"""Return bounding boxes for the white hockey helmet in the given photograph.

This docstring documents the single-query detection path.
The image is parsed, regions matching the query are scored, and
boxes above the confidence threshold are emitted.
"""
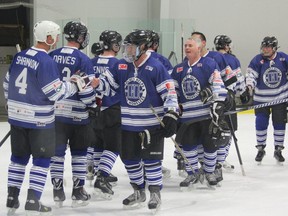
[33,20,60,45]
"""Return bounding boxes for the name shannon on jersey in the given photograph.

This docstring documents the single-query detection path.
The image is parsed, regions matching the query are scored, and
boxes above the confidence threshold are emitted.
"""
[15,56,39,70]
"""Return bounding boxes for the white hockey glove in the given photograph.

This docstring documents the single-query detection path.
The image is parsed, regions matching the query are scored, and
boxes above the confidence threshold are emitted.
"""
[70,71,90,92]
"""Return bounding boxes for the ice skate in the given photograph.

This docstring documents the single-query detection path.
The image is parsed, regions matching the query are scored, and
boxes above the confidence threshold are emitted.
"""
[179,173,199,191]
[25,189,52,216]
[106,173,118,186]
[6,187,20,216]
[52,178,65,208]
[274,147,285,165]
[123,183,146,209]
[94,175,114,200]
[255,149,266,165]
[148,186,161,214]
[222,161,235,172]
[162,166,171,179]
[214,163,223,187]
[202,173,217,190]
[71,186,91,207]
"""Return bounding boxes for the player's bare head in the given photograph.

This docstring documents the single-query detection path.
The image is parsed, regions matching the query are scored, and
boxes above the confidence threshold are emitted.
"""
[33,20,60,48]
[64,21,89,50]
[260,36,278,58]
[185,37,201,60]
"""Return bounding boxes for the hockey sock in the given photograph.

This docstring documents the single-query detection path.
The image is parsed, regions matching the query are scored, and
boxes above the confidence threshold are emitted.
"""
[143,160,162,188]
[98,150,118,177]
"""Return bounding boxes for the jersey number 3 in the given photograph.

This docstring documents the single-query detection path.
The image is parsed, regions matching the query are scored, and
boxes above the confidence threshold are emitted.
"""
[15,68,28,94]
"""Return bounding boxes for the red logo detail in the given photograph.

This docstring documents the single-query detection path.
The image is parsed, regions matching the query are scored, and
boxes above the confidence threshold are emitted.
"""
[176,67,183,73]
[118,64,128,70]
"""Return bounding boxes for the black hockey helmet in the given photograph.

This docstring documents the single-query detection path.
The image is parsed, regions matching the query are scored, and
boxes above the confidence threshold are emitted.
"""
[99,30,122,52]
[122,29,152,62]
[123,29,151,48]
[146,30,160,46]
[91,42,104,56]
[214,35,232,51]
[63,21,89,50]
[261,36,278,50]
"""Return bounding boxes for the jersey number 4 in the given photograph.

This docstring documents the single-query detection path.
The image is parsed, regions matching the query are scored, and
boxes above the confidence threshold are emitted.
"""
[15,68,28,94]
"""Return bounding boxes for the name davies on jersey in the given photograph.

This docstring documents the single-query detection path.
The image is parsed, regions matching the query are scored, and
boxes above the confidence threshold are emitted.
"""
[16,56,39,70]
[53,55,76,65]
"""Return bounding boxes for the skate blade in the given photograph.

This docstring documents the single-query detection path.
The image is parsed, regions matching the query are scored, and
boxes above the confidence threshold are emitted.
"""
[256,161,262,165]
[123,202,145,210]
[276,161,284,166]
[93,189,113,200]
[180,185,194,192]
[149,205,161,215]
[216,182,222,187]
[194,181,216,190]
[54,201,64,208]
[71,200,89,208]
[7,207,17,216]
[25,210,53,216]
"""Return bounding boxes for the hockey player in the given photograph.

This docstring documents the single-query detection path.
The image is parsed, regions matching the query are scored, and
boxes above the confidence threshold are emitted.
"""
[91,41,104,56]
[89,30,122,199]
[91,29,179,212]
[171,37,228,188]
[190,32,235,183]
[213,35,246,177]
[241,36,288,164]
[49,21,96,207]
[3,20,85,215]
[145,29,174,179]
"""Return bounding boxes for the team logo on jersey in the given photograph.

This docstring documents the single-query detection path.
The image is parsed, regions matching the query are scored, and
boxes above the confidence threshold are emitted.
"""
[118,64,128,70]
[145,65,153,71]
[263,67,282,88]
[181,74,200,100]
[177,67,183,73]
[124,77,147,106]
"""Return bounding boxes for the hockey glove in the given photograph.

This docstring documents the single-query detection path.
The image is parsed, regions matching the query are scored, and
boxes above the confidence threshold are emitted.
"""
[162,110,179,138]
[200,87,213,104]
[210,102,225,126]
[240,86,252,104]
[209,120,231,148]
[70,71,91,92]
[178,103,183,117]
[224,89,235,111]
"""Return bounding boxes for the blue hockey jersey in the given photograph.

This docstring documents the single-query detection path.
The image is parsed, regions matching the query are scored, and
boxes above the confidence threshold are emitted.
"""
[171,56,227,123]
[91,55,120,110]
[246,52,288,104]
[49,46,96,124]
[108,54,177,132]
[3,46,77,129]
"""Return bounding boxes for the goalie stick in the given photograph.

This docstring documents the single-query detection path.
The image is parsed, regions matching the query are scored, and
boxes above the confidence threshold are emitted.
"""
[175,97,288,143]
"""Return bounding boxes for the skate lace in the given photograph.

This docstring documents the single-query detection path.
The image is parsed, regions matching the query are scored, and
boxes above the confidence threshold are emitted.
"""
[149,192,161,205]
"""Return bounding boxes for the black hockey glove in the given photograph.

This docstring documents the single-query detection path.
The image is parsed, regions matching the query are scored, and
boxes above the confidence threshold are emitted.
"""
[224,89,235,111]
[162,110,179,138]
[240,86,252,104]
[87,106,101,118]
[209,120,231,148]
[210,102,225,126]
[200,87,213,104]
[70,71,91,92]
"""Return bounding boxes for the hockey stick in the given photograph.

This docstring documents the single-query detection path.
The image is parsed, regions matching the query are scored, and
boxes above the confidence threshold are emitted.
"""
[227,114,245,176]
[0,130,11,148]
[168,51,178,65]
[181,23,184,61]
[149,105,198,176]
[175,97,288,143]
